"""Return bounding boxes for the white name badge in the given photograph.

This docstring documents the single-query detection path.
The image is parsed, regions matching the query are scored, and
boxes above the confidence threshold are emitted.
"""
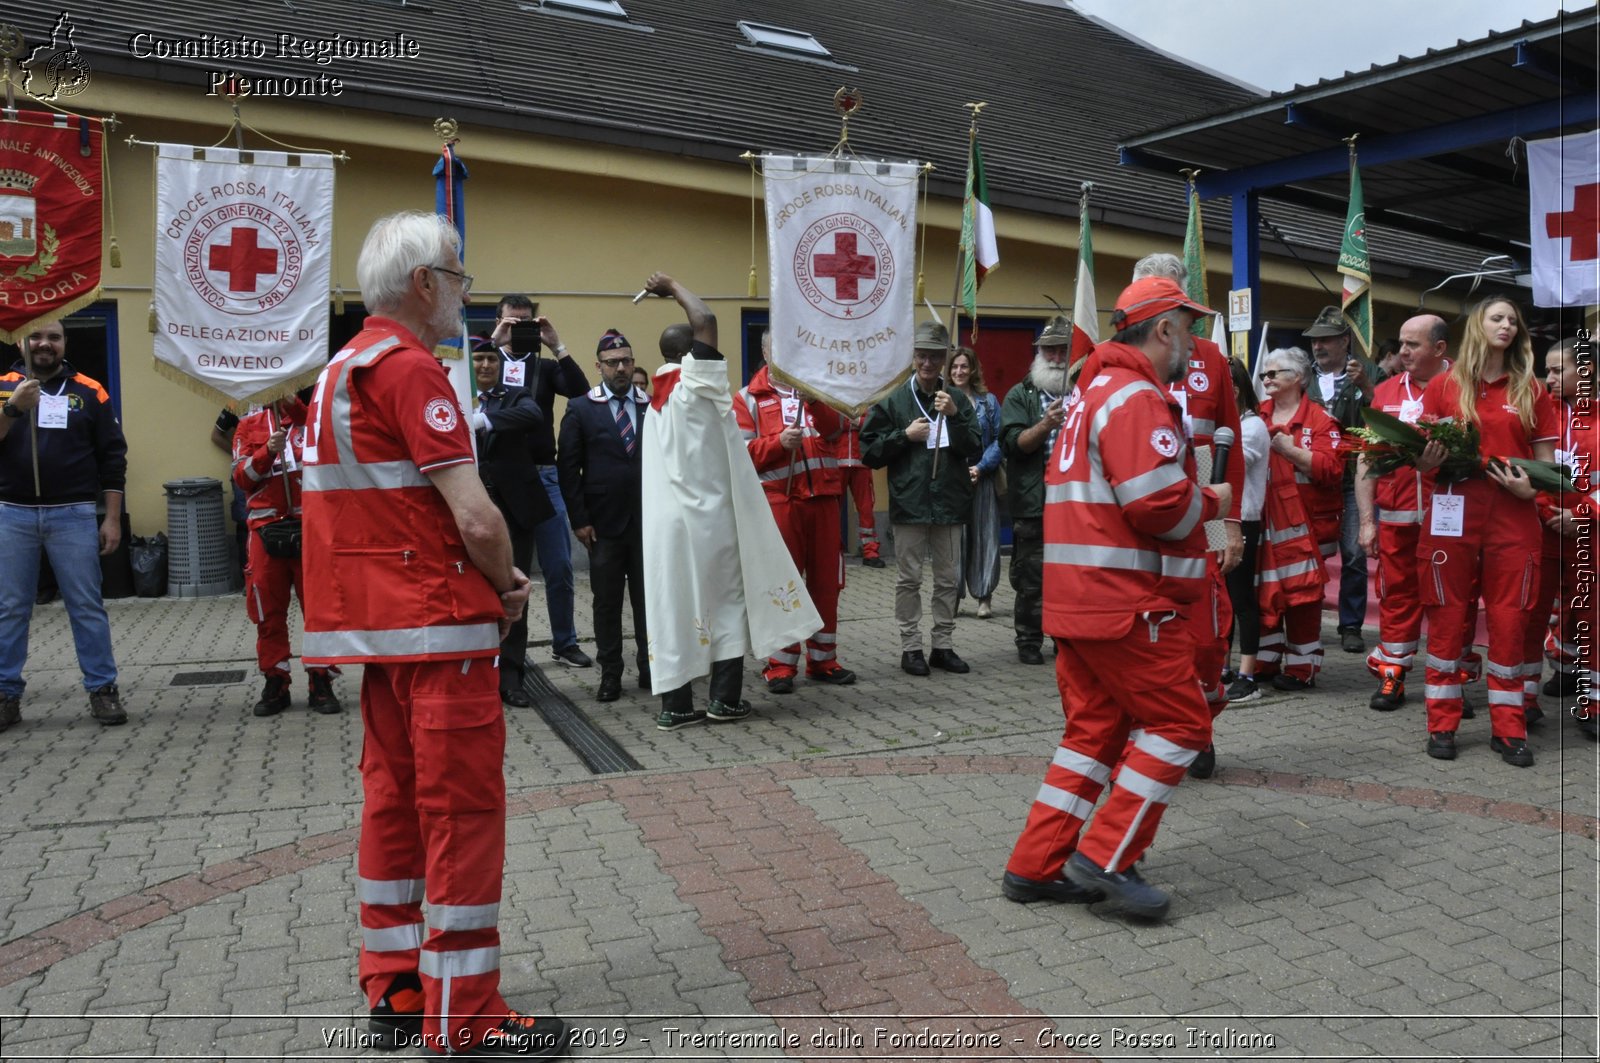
[780,396,801,426]
[501,359,527,388]
[37,393,69,429]
[1430,493,1465,537]
[1399,399,1423,424]
[925,417,949,449]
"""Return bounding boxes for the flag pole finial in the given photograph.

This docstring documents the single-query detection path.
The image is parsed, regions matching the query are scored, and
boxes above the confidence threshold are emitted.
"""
[1180,167,1202,187]
[831,87,862,153]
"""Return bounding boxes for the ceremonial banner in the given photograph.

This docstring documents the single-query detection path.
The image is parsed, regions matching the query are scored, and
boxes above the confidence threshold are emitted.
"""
[959,137,998,321]
[153,145,334,405]
[1529,129,1600,308]
[1337,154,1372,358]
[0,111,105,343]
[764,154,920,415]
[1070,187,1098,359]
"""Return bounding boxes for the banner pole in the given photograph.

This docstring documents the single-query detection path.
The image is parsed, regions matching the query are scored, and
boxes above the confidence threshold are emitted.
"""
[23,340,39,495]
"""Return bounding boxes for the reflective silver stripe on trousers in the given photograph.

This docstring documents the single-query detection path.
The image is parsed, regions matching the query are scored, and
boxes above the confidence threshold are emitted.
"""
[418,945,500,980]
[429,902,499,932]
[1042,542,1205,581]
[359,876,426,905]
[1115,766,1179,803]
[811,632,837,645]
[1034,782,1096,822]
[363,922,425,952]
[1378,509,1424,525]
[303,623,500,659]
[1051,746,1112,785]
[1130,730,1195,768]
[1425,684,1462,699]
[770,649,800,665]
[303,460,433,492]
[1486,689,1523,707]
[1425,654,1457,672]
[1485,659,1522,680]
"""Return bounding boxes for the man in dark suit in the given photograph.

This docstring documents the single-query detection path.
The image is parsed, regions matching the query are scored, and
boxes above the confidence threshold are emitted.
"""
[472,344,556,706]
[557,330,650,702]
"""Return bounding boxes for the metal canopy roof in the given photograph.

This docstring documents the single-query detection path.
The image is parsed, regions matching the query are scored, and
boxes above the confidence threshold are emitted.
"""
[1119,8,1600,264]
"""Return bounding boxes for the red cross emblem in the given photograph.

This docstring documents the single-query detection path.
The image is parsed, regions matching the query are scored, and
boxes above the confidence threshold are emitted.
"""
[1545,181,1600,262]
[208,226,281,292]
[793,214,895,321]
[812,232,877,301]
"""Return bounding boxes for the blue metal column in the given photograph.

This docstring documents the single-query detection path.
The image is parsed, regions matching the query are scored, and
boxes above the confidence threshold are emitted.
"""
[1231,190,1260,368]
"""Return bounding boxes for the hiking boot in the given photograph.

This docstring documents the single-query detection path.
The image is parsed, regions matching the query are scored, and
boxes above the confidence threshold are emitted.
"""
[807,665,856,686]
[1544,671,1579,698]
[1338,626,1365,654]
[420,1011,568,1058]
[1017,645,1045,666]
[656,705,706,731]
[1490,735,1534,767]
[0,692,19,732]
[1369,668,1405,712]
[928,648,970,674]
[89,684,127,726]
[1225,675,1260,703]
[550,645,593,669]
[1187,743,1217,779]
[308,672,342,715]
[1000,871,1103,904]
[1064,851,1171,920]
[368,971,423,1050]
[1426,730,1457,760]
[253,675,292,718]
[765,674,795,695]
[706,699,752,723]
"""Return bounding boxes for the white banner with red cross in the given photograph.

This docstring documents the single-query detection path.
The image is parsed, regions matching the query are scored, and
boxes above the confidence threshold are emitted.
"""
[1529,129,1600,309]
[764,155,920,415]
[153,145,334,405]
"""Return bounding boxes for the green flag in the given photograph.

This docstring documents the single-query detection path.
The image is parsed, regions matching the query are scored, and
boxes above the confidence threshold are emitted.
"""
[1183,184,1208,337]
[1338,155,1372,357]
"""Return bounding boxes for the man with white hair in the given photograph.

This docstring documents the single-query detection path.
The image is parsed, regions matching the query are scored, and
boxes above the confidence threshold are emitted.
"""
[999,314,1076,665]
[300,211,566,1058]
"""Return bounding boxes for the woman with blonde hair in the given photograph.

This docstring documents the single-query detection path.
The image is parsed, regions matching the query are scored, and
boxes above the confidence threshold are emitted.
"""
[1416,296,1559,767]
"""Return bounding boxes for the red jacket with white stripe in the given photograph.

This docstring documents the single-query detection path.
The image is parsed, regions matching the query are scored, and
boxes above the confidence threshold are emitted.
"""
[300,319,502,665]
[1167,335,1244,521]
[1369,370,1442,524]
[1261,394,1344,547]
[1042,341,1221,640]
[231,401,308,530]
[736,366,846,501]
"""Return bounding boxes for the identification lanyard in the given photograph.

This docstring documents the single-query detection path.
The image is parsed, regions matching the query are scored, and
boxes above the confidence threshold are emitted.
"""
[36,377,71,430]
[776,383,806,428]
[501,355,528,388]
[1397,374,1423,423]
[910,380,948,449]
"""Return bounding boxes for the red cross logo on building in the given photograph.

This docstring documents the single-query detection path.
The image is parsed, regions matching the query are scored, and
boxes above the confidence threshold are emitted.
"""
[1545,181,1600,262]
[208,226,280,292]
[812,232,877,302]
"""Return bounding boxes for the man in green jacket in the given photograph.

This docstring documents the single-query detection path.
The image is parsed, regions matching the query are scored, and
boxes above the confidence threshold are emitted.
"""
[999,315,1075,667]
[862,321,981,676]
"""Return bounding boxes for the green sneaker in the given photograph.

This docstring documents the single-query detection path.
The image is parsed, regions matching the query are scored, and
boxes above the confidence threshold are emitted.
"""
[656,706,706,731]
[706,698,753,723]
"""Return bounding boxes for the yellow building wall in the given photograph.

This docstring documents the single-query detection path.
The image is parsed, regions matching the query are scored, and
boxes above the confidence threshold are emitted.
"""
[74,76,1432,533]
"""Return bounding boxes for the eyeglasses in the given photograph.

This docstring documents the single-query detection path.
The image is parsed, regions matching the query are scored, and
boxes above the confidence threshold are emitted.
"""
[429,266,474,293]
[1258,369,1289,381]
[600,356,635,368]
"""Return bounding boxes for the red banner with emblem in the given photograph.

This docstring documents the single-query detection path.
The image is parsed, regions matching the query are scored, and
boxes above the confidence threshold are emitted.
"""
[0,111,105,343]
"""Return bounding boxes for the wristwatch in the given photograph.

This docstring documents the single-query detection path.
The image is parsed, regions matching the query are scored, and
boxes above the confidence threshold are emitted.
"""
[2,402,21,419]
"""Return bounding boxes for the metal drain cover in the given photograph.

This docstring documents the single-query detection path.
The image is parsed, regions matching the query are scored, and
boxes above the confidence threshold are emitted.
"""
[169,669,248,686]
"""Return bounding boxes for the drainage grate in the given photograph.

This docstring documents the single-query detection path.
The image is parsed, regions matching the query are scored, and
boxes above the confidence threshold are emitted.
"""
[170,669,248,686]
[520,659,642,774]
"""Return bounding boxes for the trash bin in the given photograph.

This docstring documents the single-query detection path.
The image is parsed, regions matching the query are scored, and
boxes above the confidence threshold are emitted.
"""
[164,477,238,597]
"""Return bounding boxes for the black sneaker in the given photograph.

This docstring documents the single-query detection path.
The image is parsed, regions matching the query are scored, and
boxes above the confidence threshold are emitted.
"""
[368,971,423,1051]
[0,692,19,732]
[706,699,753,723]
[1000,871,1103,904]
[1187,744,1216,779]
[1339,626,1365,654]
[421,1011,568,1058]
[1544,671,1579,698]
[1224,675,1260,703]
[807,666,857,686]
[1490,735,1534,767]
[766,674,795,695]
[88,684,128,726]
[862,556,886,569]
[1017,645,1045,666]
[308,672,343,714]
[1426,730,1457,760]
[1270,673,1312,692]
[1064,851,1171,919]
[928,648,970,674]
[253,675,291,718]
[551,645,593,669]
[901,651,930,677]
[656,706,706,731]
[1369,669,1405,712]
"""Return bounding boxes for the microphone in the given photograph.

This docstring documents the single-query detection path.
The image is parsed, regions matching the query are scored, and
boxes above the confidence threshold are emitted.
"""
[1209,425,1235,485]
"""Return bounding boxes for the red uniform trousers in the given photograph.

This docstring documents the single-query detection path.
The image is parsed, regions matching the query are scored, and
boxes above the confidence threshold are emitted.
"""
[1255,601,1325,683]
[1007,615,1211,879]
[1192,560,1231,718]
[357,656,508,1048]
[1420,480,1542,741]
[1524,529,1564,705]
[1545,549,1587,682]
[244,528,331,682]
[842,464,880,559]
[764,494,845,680]
[1369,517,1424,674]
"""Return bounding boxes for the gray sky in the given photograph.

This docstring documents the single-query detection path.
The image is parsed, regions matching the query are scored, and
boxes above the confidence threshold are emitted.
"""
[1071,0,1574,93]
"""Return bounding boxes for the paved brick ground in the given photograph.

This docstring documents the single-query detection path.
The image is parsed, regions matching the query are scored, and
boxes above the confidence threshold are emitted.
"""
[0,557,1595,1061]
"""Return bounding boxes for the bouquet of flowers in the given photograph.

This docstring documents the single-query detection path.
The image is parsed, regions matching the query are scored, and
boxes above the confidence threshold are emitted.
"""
[1349,407,1574,492]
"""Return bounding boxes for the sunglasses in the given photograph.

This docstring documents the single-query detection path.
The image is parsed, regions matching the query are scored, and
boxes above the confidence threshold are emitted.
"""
[1258,369,1290,381]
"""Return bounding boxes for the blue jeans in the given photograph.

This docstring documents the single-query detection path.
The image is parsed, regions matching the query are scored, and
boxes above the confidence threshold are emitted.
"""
[1338,482,1368,630]
[534,465,578,652]
[0,502,119,695]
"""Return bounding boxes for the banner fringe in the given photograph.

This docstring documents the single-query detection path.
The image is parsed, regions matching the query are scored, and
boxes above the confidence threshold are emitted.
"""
[767,360,914,420]
[151,358,324,412]
[0,288,106,346]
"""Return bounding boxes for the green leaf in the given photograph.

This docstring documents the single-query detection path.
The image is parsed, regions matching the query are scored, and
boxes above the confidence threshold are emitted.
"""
[1360,406,1427,447]
[1506,458,1576,494]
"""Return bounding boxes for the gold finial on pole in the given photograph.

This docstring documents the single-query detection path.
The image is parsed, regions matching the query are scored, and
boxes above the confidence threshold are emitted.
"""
[831,87,862,152]
[1180,167,1202,187]
[963,101,987,130]
[1343,132,1359,158]
[434,117,460,144]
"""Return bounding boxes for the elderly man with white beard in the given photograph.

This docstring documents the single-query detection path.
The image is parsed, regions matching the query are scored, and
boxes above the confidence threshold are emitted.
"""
[999,315,1078,666]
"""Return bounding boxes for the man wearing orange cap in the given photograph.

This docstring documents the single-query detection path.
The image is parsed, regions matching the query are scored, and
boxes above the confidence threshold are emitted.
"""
[1003,276,1230,921]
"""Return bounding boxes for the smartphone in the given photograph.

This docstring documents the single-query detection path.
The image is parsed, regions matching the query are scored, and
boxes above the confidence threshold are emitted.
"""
[509,320,543,355]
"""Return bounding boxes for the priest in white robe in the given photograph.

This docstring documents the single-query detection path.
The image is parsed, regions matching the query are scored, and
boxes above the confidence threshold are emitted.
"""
[639,272,822,731]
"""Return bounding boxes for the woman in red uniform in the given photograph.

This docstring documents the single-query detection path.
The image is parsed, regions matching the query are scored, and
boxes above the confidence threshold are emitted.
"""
[1255,347,1342,690]
[1417,297,1559,767]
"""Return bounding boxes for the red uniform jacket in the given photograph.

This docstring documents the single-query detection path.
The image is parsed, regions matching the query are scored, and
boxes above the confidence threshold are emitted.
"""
[1261,394,1344,548]
[736,366,846,501]
[231,401,308,529]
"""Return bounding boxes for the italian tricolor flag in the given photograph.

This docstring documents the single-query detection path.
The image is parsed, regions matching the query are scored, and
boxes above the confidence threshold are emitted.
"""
[959,138,998,319]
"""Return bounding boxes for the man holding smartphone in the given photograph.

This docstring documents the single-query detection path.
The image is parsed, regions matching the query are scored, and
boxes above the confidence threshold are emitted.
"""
[491,295,594,671]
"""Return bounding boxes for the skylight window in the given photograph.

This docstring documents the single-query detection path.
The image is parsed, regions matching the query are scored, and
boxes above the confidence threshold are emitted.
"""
[738,20,830,57]
[542,0,628,18]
